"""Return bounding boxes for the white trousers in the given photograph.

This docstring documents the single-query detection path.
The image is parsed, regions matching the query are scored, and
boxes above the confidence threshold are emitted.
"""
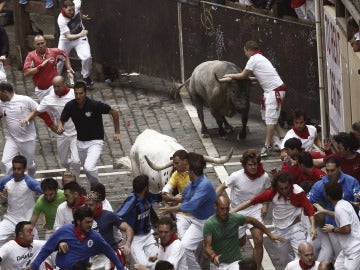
[273,222,306,264]
[335,250,360,270]
[131,231,158,268]
[77,140,103,184]
[176,213,192,239]
[58,37,92,78]
[309,228,333,261]
[57,135,81,180]
[182,216,206,270]
[35,85,53,102]
[0,217,15,246]
[210,260,240,270]
[1,136,36,177]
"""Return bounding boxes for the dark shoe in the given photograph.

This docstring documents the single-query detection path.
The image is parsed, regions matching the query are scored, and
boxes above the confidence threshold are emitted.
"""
[84,77,94,88]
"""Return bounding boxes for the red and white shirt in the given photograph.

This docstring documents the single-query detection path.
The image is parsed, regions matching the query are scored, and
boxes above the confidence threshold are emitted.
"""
[250,184,314,229]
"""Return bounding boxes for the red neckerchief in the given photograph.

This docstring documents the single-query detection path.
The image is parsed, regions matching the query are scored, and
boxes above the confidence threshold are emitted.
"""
[161,233,178,252]
[61,8,73,18]
[245,163,265,180]
[74,225,90,242]
[277,185,294,201]
[253,50,262,55]
[58,87,70,97]
[292,125,310,139]
[14,237,32,248]
[299,259,315,270]
[70,194,85,213]
[94,204,103,218]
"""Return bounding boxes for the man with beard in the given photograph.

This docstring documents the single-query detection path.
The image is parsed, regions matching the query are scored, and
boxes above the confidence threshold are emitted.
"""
[117,175,162,268]
[27,207,125,270]
[53,181,85,230]
[84,191,133,269]
[30,178,65,239]
[216,149,271,269]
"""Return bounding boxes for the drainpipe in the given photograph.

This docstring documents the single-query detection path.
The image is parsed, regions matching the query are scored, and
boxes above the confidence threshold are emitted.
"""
[315,0,328,140]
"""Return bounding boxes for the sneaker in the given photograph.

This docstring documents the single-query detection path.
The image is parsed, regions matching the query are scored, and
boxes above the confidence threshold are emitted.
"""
[45,0,53,8]
[260,145,272,157]
[19,0,28,4]
[83,77,94,88]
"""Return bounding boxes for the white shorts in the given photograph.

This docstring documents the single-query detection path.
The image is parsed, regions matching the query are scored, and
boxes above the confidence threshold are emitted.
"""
[261,91,285,125]
[210,260,240,270]
[237,209,263,238]
[335,250,360,270]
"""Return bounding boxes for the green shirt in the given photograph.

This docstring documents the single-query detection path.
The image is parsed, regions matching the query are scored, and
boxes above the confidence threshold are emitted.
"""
[203,213,246,264]
[33,189,65,230]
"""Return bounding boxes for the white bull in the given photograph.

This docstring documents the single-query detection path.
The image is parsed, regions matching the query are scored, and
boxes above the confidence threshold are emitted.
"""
[117,129,232,192]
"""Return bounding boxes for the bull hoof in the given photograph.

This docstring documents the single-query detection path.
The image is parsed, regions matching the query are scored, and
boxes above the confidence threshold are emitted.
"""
[202,133,210,138]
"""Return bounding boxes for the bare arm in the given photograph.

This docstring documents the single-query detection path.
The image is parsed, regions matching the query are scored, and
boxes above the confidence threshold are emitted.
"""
[216,183,227,196]
[64,30,88,41]
[20,110,40,126]
[230,200,252,213]
[109,108,120,141]
[119,221,134,254]
[323,224,351,234]
[223,69,251,80]
[204,235,220,267]
[23,58,56,77]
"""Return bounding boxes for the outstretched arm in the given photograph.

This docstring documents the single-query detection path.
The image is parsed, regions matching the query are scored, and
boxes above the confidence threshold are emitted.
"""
[223,69,251,80]
[109,108,120,141]
[230,200,252,213]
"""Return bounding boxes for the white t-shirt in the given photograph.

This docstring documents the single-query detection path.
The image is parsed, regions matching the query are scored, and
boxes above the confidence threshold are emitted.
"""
[226,169,271,215]
[0,94,38,142]
[37,89,76,137]
[245,53,284,93]
[3,177,37,224]
[285,259,320,270]
[280,125,317,151]
[156,239,187,270]
[335,199,360,256]
[57,0,82,41]
[0,239,45,270]
[53,201,73,230]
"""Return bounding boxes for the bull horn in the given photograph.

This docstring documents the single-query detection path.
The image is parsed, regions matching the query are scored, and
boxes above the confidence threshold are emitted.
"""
[214,73,233,83]
[145,155,173,171]
[204,148,233,164]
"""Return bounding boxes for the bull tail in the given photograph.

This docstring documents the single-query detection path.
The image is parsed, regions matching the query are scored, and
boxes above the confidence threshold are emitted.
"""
[170,78,190,99]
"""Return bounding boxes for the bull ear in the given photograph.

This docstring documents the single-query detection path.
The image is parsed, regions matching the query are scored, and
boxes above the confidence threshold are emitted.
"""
[145,155,173,171]
[214,73,233,83]
[203,148,233,164]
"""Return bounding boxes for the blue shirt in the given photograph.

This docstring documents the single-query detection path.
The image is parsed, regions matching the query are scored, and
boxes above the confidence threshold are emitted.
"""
[117,192,162,235]
[308,172,360,225]
[31,224,124,270]
[179,175,216,220]
[93,210,124,249]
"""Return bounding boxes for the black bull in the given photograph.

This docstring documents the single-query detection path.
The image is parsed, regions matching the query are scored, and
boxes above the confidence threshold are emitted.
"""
[181,60,251,139]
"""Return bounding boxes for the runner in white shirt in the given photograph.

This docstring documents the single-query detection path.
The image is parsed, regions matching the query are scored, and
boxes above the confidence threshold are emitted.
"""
[57,0,93,87]
[216,149,271,269]
[0,221,52,270]
[21,75,81,179]
[223,40,286,157]
[285,241,320,270]
[53,181,85,230]
[0,82,55,176]
[315,181,360,270]
[280,109,321,159]
[0,155,42,247]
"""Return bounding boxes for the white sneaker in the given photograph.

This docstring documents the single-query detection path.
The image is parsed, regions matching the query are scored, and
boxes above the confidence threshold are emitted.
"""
[260,145,272,157]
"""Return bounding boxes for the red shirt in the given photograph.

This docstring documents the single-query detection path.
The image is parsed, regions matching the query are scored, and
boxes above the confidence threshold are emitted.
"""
[23,48,68,89]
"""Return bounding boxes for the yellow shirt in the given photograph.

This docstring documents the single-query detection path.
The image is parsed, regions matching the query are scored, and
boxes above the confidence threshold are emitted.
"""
[168,171,192,216]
